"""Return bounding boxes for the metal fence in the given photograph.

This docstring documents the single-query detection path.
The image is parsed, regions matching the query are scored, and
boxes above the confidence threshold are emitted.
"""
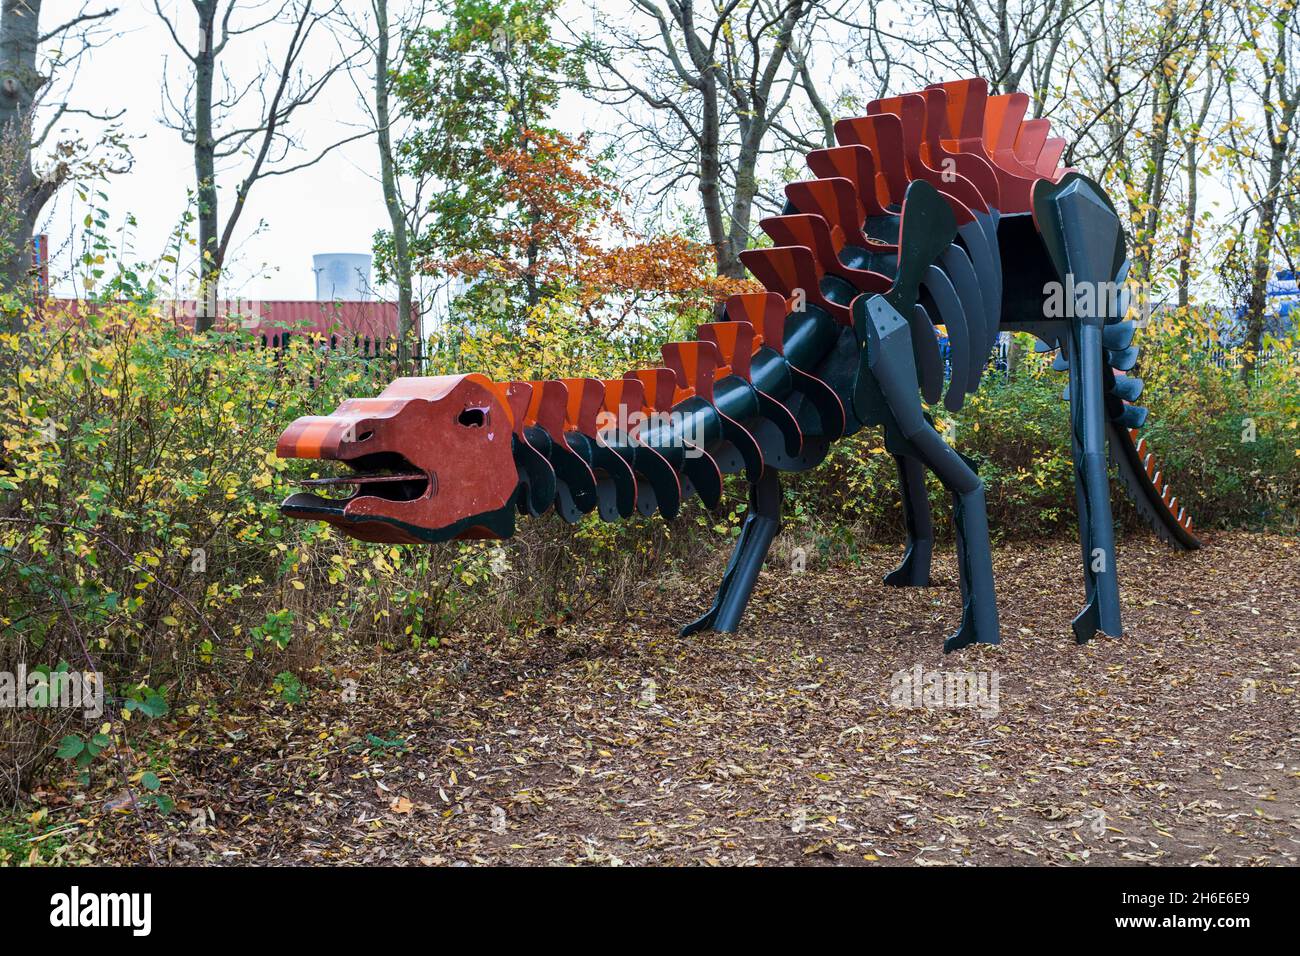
[268,327,1291,391]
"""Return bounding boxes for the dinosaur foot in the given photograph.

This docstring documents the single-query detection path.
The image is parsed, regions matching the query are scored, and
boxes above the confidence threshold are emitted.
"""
[1070,596,1099,644]
[679,606,720,638]
[883,545,933,587]
[943,598,1000,654]
[1070,596,1121,643]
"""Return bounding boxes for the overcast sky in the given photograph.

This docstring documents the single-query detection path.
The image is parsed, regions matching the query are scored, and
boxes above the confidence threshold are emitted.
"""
[41,0,608,301]
[37,0,1240,305]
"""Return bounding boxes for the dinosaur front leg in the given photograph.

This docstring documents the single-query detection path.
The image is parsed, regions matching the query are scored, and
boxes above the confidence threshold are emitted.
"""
[863,296,999,652]
[1066,320,1123,640]
[1034,178,1128,641]
[680,468,782,637]
[883,449,934,587]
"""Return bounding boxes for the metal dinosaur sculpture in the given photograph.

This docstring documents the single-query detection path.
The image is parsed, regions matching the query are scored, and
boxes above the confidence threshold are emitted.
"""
[275,77,1200,651]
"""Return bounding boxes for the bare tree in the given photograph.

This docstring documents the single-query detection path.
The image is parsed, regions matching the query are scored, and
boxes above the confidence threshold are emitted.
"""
[333,0,431,369]
[1174,37,1228,310]
[155,0,362,331]
[579,0,867,279]
[0,0,123,317]
[917,0,1096,112]
[1076,0,1214,287]
[1226,0,1300,381]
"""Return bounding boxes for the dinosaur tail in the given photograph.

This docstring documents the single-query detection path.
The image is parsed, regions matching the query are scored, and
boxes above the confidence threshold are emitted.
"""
[1107,397,1201,550]
[1097,257,1201,552]
[1074,279,1202,554]
[1035,173,1202,556]
[1050,328,1201,550]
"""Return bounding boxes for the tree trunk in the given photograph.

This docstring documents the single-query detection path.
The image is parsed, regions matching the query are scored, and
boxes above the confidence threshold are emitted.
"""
[726,126,762,281]
[1242,143,1287,384]
[0,0,57,325]
[373,0,414,369]
[1177,51,1216,312]
[696,78,735,277]
[193,1,219,332]
[1132,83,1174,289]
[1176,137,1197,312]
[1240,7,1299,384]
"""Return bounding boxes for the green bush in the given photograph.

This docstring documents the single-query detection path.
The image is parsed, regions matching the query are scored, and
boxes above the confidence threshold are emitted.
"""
[1136,322,1299,531]
[0,303,1294,801]
[0,304,728,799]
[787,329,1298,548]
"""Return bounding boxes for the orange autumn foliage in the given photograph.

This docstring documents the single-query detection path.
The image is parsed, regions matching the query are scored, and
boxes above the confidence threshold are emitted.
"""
[424,129,754,323]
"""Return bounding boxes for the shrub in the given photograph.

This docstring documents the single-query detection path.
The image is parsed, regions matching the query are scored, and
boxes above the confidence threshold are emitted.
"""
[0,300,1294,800]
[787,328,1298,551]
[0,302,727,799]
[1136,317,1299,531]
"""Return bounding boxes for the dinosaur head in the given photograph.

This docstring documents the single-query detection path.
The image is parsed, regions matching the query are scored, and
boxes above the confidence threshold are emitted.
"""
[276,374,521,543]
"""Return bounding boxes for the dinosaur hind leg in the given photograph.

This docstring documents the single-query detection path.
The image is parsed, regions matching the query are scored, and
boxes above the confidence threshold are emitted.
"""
[1036,178,1128,640]
[1066,322,1123,640]
[883,449,934,587]
[863,296,999,652]
[680,468,782,636]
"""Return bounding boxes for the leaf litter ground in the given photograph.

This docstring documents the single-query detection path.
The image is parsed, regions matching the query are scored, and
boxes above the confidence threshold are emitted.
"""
[43,531,1300,865]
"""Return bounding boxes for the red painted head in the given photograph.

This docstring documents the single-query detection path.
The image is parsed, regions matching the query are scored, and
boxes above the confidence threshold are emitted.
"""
[275,374,521,543]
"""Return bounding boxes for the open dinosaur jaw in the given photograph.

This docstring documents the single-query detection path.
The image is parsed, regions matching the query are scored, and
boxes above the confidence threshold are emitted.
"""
[279,490,518,544]
[289,451,431,506]
[285,451,427,510]
[280,454,427,544]
[279,453,517,545]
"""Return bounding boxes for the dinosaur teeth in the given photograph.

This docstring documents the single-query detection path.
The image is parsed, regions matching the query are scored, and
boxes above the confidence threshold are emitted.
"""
[296,467,432,506]
[299,472,425,487]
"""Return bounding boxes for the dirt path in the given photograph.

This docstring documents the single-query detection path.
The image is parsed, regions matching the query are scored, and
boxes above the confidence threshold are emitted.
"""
[81,531,1300,865]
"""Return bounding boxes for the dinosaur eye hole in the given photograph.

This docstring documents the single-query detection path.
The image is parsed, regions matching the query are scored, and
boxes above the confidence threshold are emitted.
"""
[356,430,374,442]
[458,407,488,428]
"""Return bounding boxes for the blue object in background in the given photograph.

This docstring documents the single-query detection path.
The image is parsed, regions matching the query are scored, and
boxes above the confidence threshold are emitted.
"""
[1223,269,1299,345]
